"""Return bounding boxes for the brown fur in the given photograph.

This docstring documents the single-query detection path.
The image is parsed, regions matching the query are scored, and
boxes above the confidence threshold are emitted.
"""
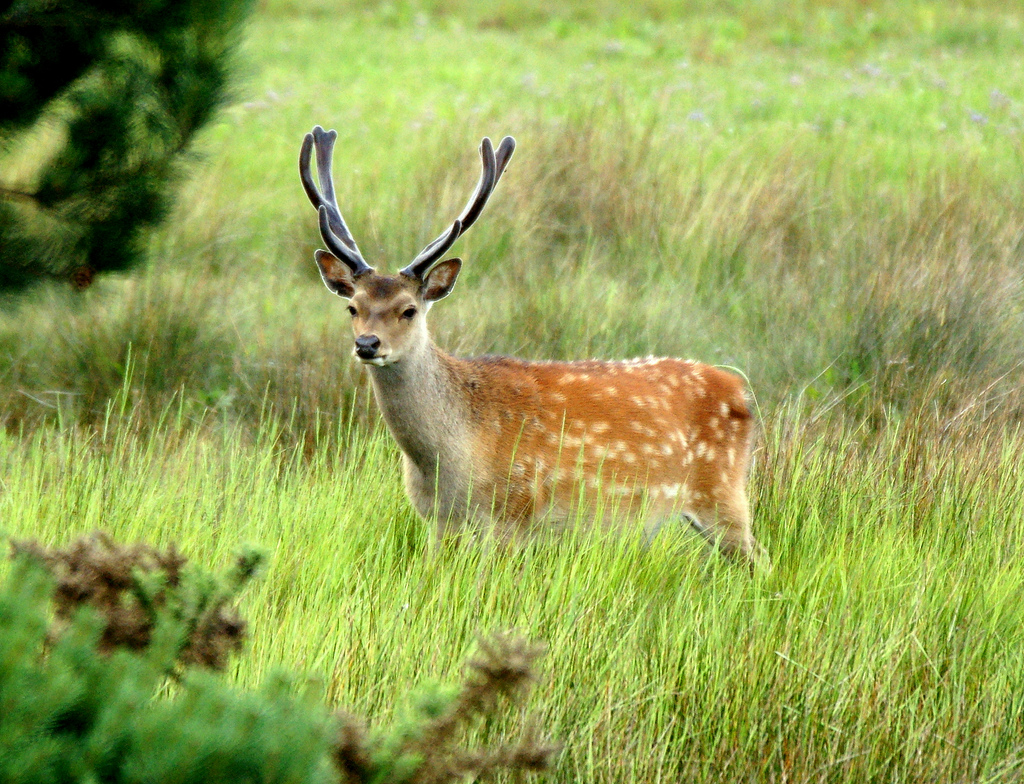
[445,354,760,560]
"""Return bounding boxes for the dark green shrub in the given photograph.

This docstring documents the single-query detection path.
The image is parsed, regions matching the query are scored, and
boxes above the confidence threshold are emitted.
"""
[0,0,255,293]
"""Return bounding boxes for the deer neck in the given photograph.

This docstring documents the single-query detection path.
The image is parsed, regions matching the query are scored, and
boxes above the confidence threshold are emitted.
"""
[365,341,468,473]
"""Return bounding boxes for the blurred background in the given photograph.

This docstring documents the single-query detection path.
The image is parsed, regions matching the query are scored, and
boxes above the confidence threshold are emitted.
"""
[2,0,1021,447]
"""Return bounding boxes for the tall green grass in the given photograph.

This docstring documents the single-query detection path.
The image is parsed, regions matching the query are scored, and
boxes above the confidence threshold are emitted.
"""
[2,403,1022,782]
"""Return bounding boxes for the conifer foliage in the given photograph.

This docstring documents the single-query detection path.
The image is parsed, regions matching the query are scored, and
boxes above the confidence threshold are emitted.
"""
[0,533,558,784]
[0,0,254,293]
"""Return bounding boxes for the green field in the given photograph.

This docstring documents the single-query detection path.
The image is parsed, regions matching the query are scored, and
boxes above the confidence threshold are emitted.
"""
[2,1,1024,781]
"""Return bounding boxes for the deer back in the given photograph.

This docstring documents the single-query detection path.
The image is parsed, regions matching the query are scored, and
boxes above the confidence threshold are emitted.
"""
[442,355,753,533]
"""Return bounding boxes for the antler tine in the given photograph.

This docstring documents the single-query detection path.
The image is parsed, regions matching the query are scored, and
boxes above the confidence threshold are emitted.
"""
[493,135,516,183]
[310,127,360,254]
[399,139,495,278]
[299,126,373,276]
[317,206,372,274]
[400,135,516,280]
[300,128,345,243]
[450,136,497,235]
[455,136,515,235]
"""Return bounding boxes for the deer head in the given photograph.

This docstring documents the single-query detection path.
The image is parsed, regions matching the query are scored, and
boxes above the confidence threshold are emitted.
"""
[299,126,515,366]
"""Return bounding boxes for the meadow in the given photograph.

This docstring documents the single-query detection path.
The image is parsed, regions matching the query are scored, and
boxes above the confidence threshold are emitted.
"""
[2,0,1024,781]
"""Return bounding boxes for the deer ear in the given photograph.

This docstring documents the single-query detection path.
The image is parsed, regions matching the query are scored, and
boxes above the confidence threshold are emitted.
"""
[315,250,356,298]
[422,258,462,302]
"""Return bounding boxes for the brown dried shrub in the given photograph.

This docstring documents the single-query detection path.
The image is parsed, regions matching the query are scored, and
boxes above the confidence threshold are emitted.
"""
[332,633,560,784]
[10,531,259,670]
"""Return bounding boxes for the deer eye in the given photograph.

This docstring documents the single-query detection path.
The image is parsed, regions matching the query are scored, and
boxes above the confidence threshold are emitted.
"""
[401,307,417,320]
[347,305,357,317]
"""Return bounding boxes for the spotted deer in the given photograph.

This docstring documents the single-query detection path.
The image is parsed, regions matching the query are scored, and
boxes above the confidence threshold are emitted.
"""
[299,125,766,568]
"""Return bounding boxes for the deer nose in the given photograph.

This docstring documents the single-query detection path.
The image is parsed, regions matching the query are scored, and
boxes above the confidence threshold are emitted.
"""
[354,335,381,359]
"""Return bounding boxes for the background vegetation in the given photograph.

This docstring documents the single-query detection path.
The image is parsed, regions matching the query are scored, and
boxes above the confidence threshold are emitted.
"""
[0,0,255,292]
[1,0,1022,781]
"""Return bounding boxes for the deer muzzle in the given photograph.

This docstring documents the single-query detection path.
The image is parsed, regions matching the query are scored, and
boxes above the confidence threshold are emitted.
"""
[354,334,382,361]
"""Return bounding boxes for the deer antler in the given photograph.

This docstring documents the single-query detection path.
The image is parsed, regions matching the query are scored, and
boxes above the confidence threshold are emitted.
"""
[400,135,516,280]
[299,126,374,276]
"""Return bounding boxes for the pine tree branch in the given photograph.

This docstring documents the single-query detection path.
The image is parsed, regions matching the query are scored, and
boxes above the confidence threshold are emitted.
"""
[0,186,41,206]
